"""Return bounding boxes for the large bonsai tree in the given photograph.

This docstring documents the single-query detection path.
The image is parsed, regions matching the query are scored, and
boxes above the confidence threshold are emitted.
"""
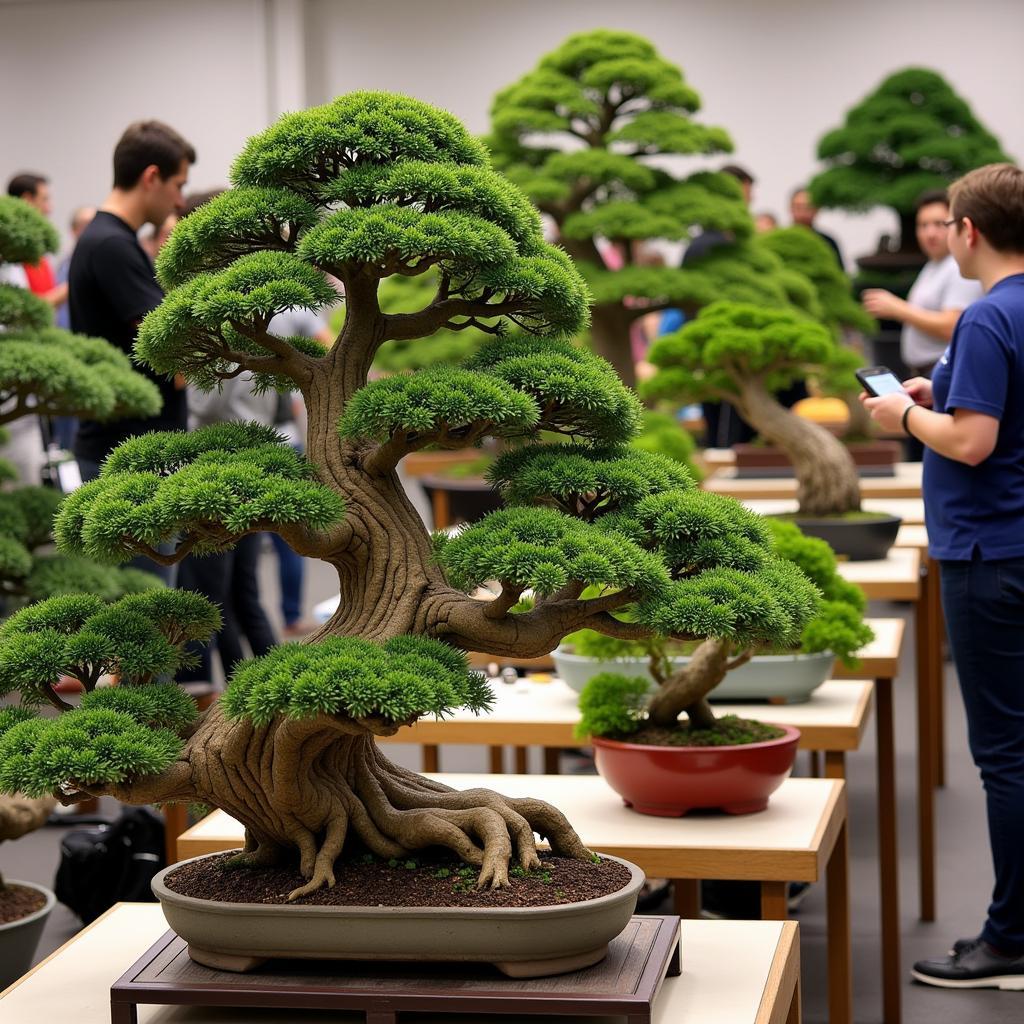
[809,67,1010,254]
[486,30,775,387]
[644,301,864,517]
[574,520,873,737]
[0,94,818,898]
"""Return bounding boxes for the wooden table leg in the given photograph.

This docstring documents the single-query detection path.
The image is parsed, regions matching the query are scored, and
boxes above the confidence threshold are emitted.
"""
[163,803,188,864]
[110,1002,137,1024]
[489,746,504,774]
[672,878,701,918]
[787,979,803,1024]
[826,820,853,1024]
[823,751,846,779]
[761,880,788,919]
[422,745,440,773]
[431,489,450,530]
[514,746,528,774]
[809,750,822,777]
[914,595,937,922]
[924,557,946,788]
[875,677,902,1024]
[543,748,560,774]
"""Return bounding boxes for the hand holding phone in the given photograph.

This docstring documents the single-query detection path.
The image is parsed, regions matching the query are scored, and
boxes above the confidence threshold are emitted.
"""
[855,366,907,398]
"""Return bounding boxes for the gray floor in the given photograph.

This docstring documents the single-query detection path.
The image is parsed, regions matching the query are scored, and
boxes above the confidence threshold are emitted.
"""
[3,548,1021,1022]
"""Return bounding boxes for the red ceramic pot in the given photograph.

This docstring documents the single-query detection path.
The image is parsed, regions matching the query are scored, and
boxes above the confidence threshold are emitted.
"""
[592,725,800,817]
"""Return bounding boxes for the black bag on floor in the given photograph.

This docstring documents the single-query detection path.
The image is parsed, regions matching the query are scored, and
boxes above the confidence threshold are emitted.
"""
[54,806,165,923]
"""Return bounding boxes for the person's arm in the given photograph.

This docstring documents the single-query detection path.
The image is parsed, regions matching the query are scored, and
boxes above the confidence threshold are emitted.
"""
[39,282,69,308]
[861,290,963,342]
[864,394,998,465]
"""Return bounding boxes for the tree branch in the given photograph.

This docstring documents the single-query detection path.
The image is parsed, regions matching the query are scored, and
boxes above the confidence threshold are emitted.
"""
[483,584,524,620]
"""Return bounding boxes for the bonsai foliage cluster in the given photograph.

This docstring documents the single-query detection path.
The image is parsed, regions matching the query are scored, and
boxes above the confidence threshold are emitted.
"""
[485,30,805,388]
[0,93,818,897]
[574,520,873,741]
[809,68,1010,250]
[644,302,868,518]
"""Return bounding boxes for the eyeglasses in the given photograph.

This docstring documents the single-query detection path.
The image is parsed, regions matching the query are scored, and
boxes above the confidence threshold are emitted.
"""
[942,218,961,228]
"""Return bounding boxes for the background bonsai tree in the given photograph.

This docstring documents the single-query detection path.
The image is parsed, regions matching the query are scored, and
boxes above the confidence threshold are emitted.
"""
[644,301,865,518]
[0,93,818,898]
[0,196,164,606]
[573,520,873,737]
[486,29,773,387]
[809,67,1010,255]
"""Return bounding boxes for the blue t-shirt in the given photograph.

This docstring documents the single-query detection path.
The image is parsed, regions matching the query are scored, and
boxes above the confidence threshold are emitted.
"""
[924,273,1024,559]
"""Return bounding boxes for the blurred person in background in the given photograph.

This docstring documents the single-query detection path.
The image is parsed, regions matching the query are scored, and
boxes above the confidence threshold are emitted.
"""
[6,172,67,308]
[790,185,844,267]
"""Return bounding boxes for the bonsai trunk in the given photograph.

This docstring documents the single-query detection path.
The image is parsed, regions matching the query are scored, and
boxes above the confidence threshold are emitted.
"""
[0,794,56,891]
[735,379,862,517]
[88,704,590,900]
[589,302,638,389]
[646,638,731,730]
[843,392,873,438]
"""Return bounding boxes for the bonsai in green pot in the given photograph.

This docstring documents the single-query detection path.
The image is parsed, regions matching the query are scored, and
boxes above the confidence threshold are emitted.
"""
[0,93,819,974]
[809,67,1010,265]
[644,301,902,558]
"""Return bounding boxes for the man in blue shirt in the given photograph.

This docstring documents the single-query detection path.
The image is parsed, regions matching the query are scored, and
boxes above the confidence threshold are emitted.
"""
[864,163,1024,989]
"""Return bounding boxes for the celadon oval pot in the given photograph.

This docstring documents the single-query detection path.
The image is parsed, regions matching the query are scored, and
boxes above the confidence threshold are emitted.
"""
[153,852,644,978]
[553,648,835,704]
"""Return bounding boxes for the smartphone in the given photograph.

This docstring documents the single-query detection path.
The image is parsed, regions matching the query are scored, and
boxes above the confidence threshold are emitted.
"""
[855,366,907,397]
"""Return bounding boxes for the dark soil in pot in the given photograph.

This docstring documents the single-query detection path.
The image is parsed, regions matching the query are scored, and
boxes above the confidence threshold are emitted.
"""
[0,883,46,924]
[165,851,631,909]
[618,717,785,748]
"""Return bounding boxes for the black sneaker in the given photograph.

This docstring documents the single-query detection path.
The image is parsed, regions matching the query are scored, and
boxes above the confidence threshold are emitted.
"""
[913,941,1024,990]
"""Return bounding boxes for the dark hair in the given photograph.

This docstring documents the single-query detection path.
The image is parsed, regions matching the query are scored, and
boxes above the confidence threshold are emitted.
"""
[948,164,1024,254]
[6,172,47,199]
[720,164,755,186]
[113,121,196,190]
[790,185,811,201]
[913,189,949,216]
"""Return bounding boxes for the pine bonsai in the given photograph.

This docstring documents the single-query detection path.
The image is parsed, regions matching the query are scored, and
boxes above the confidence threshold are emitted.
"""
[574,520,872,740]
[486,30,784,388]
[643,301,865,518]
[809,68,1010,253]
[0,93,819,898]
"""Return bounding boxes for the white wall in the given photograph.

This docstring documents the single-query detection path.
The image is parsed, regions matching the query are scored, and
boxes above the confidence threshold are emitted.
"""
[0,0,274,248]
[2,0,1023,265]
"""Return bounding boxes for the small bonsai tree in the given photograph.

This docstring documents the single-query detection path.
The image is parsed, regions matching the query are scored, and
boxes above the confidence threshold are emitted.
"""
[809,67,1010,254]
[573,520,872,738]
[644,301,868,518]
[0,93,819,898]
[486,30,770,387]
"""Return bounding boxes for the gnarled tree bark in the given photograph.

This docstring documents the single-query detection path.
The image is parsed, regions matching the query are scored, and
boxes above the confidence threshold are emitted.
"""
[646,637,732,729]
[734,378,861,518]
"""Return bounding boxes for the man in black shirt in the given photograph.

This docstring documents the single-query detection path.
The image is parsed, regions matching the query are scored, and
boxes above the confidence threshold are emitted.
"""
[69,120,195,479]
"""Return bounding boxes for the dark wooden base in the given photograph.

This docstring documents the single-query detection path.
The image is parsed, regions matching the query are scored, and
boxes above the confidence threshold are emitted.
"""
[110,915,681,1024]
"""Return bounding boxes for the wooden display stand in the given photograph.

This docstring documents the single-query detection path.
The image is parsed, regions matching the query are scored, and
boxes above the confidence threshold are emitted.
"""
[108,916,681,1024]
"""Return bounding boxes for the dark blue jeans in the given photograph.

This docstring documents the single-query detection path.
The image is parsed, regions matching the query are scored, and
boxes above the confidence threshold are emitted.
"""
[940,556,1024,954]
[269,531,303,626]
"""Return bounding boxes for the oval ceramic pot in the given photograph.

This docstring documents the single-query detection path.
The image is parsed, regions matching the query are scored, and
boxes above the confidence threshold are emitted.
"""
[0,880,56,989]
[153,853,644,979]
[553,648,834,704]
[785,513,902,561]
[592,725,801,817]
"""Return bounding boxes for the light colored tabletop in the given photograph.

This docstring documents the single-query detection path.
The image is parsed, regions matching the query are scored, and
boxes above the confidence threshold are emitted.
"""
[0,903,799,1024]
[741,497,925,524]
[378,679,872,753]
[705,461,922,499]
[832,617,905,679]
[896,523,929,550]
[179,776,845,882]
[836,546,921,600]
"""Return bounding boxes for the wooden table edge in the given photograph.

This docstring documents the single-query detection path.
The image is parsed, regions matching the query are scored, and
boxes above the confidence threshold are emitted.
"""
[756,920,801,1024]
[810,780,847,877]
